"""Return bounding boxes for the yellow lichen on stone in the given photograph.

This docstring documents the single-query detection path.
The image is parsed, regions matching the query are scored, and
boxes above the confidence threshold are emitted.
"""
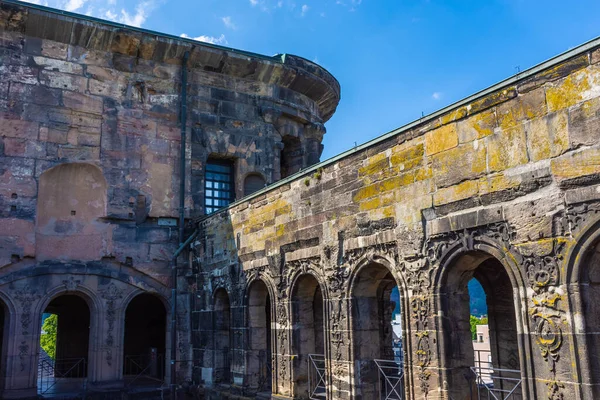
[359,153,389,177]
[425,123,459,156]
[487,125,529,173]
[527,111,569,162]
[478,173,520,196]
[433,179,479,206]
[354,174,414,202]
[546,70,591,112]
[551,147,600,182]
[440,107,468,125]
[390,143,424,171]
[457,109,497,143]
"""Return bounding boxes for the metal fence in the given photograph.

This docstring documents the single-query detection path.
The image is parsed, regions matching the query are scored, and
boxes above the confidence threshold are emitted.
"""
[308,354,326,399]
[124,353,165,387]
[38,357,87,395]
[471,350,522,400]
[374,359,405,400]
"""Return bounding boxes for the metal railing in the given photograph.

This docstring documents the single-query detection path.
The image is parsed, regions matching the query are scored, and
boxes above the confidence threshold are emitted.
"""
[471,350,522,400]
[124,354,165,387]
[308,354,326,399]
[374,359,405,400]
[38,357,87,394]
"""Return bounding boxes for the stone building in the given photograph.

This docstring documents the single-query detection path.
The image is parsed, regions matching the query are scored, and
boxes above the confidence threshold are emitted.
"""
[0,0,337,398]
[2,1,600,400]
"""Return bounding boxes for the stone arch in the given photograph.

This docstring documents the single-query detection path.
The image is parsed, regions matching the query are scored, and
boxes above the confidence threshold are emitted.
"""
[34,285,101,390]
[347,254,409,400]
[122,292,168,382]
[36,163,109,261]
[243,173,266,197]
[289,271,327,399]
[213,288,232,384]
[0,291,16,394]
[244,277,275,393]
[564,217,600,398]
[432,240,529,400]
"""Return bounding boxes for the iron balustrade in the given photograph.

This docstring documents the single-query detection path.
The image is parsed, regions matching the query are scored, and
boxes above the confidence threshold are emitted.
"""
[37,357,87,395]
[471,350,522,400]
[124,353,165,387]
[374,359,405,400]
[308,354,326,399]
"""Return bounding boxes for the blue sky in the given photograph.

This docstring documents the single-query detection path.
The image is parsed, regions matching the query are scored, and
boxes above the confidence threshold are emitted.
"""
[22,0,600,160]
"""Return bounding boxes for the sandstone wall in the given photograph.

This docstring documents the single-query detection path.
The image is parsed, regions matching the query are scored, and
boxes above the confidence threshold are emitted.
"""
[195,40,600,399]
[0,2,339,397]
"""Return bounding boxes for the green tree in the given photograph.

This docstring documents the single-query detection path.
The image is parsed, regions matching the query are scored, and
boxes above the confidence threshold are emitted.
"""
[40,314,57,360]
[470,315,488,340]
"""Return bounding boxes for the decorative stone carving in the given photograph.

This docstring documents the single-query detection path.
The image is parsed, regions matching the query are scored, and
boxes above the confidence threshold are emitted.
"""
[521,240,566,399]
[344,241,399,267]
[62,276,81,292]
[99,283,124,366]
[13,285,40,335]
[565,201,600,234]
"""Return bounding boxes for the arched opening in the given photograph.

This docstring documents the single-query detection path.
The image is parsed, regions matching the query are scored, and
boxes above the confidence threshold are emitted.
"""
[280,135,303,178]
[291,274,325,399]
[246,280,272,394]
[38,295,90,395]
[214,289,231,384]
[351,262,404,400]
[441,252,522,399]
[0,300,8,392]
[123,294,166,384]
[580,240,600,397]
[244,174,266,197]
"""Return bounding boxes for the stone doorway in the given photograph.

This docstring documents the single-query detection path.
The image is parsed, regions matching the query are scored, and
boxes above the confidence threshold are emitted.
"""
[246,280,272,394]
[579,240,600,398]
[213,289,232,385]
[123,293,166,386]
[291,274,325,399]
[351,262,405,400]
[0,300,7,393]
[38,295,90,396]
[440,253,522,399]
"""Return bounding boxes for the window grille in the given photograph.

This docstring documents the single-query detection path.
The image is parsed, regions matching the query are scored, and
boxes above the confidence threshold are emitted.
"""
[205,159,234,214]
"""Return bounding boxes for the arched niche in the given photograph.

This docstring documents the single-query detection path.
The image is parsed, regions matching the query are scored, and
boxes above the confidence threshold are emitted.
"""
[36,163,108,261]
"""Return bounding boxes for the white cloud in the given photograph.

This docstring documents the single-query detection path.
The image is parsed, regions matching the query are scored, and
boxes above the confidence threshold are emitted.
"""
[221,16,236,30]
[64,0,86,12]
[301,4,309,16]
[249,0,258,5]
[277,0,283,7]
[119,0,155,27]
[107,0,116,4]
[180,33,228,45]
[432,92,442,100]
[104,9,118,20]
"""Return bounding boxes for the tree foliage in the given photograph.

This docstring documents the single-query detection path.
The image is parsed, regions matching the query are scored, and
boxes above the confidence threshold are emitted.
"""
[470,315,488,340]
[40,314,58,360]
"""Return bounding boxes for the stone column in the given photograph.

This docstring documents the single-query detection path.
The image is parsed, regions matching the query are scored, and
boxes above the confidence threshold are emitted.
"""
[326,294,353,400]
[2,286,40,399]
[303,123,325,168]
[273,297,293,398]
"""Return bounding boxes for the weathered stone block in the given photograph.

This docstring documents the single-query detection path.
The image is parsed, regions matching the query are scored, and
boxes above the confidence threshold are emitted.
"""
[431,141,487,188]
[551,146,600,187]
[486,125,528,172]
[569,96,600,147]
[425,123,458,156]
[433,179,479,207]
[457,109,496,143]
[526,110,569,162]
[40,70,87,93]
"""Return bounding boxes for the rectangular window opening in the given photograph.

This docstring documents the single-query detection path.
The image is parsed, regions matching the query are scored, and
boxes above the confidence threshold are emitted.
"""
[205,158,234,214]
